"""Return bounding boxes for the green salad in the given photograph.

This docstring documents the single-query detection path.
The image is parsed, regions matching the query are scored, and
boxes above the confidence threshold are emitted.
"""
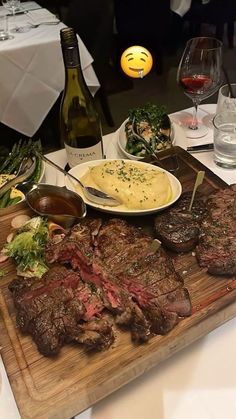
[125,103,172,157]
[4,216,49,278]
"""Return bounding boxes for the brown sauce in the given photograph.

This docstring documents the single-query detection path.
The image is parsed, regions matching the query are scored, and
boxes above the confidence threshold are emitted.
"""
[34,194,81,216]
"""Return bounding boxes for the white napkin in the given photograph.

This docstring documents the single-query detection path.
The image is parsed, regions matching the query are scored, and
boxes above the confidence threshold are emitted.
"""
[27,8,59,24]
[21,1,41,12]
[171,104,216,148]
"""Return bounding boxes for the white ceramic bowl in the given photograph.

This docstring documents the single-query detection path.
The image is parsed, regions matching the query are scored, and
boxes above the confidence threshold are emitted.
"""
[117,118,175,161]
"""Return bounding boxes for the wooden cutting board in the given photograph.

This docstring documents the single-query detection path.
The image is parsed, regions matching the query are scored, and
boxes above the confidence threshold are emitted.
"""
[1,146,236,419]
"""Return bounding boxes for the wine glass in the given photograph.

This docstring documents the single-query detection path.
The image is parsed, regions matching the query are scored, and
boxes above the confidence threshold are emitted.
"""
[2,0,30,33]
[2,0,21,15]
[177,37,222,139]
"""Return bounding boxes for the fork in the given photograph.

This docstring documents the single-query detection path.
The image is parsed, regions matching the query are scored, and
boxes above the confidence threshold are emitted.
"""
[27,20,60,28]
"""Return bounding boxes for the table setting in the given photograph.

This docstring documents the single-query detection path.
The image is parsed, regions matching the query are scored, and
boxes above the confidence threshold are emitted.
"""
[0,1,100,137]
[1,26,236,418]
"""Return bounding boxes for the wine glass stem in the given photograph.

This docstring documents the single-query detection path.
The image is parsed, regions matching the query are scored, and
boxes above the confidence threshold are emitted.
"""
[189,100,199,131]
[12,7,16,28]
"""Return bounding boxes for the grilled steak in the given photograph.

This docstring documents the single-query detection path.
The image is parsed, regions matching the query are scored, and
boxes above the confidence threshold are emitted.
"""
[196,188,236,275]
[9,265,114,356]
[94,219,191,335]
[46,217,191,341]
[154,192,207,252]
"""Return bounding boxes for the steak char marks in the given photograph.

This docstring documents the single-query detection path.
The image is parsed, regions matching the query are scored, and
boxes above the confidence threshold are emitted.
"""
[196,188,236,275]
[154,192,207,253]
[9,265,114,356]
[46,218,191,341]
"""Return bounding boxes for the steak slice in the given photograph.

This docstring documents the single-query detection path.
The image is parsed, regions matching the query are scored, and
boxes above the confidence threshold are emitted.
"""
[46,219,152,342]
[154,192,207,252]
[45,217,191,341]
[196,188,236,275]
[94,219,191,335]
[9,265,114,356]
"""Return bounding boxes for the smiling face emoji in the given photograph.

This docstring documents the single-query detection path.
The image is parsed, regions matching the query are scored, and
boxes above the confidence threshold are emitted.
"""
[120,46,153,78]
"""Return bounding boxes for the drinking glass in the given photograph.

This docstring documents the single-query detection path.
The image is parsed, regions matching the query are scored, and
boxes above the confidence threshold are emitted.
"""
[213,111,236,168]
[0,13,10,40]
[216,84,236,114]
[177,37,222,139]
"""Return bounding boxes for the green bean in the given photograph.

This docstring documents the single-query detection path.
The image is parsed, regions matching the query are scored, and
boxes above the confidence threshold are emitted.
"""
[32,158,42,183]
[6,196,22,207]
[0,189,11,208]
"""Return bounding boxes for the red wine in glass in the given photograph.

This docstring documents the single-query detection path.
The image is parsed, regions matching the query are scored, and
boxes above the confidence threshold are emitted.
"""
[177,37,222,139]
[180,75,213,98]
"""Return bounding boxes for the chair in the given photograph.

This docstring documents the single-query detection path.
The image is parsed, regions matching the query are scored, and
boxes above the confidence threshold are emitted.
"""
[66,0,115,127]
[114,0,172,74]
[184,0,236,48]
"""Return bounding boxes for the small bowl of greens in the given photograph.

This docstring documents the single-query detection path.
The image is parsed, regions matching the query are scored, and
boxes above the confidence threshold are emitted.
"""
[118,103,174,160]
[0,139,44,210]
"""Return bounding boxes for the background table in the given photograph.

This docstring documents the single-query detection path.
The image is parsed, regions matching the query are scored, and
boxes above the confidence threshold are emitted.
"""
[0,2,100,137]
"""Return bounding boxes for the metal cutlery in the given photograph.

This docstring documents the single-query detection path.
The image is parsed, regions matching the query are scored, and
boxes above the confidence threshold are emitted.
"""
[131,117,179,173]
[35,152,121,207]
[0,156,36,198]
[187,143,214,153]
[27,20,60,28]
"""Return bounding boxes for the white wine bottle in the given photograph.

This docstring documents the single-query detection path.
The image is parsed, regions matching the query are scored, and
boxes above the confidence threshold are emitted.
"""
[60,27,104,168]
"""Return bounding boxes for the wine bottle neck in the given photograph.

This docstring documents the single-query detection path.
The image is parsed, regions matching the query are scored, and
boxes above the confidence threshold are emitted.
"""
[62,45,81,69]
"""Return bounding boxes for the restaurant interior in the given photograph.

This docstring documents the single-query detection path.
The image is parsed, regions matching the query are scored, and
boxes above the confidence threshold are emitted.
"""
[0,0,236,151]
[1,1,236,419]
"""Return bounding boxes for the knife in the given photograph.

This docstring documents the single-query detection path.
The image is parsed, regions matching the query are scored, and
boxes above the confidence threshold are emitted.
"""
[187,143,214,153]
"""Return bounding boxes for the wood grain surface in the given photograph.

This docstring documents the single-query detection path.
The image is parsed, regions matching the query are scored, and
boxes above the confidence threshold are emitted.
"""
[0,147,235,419]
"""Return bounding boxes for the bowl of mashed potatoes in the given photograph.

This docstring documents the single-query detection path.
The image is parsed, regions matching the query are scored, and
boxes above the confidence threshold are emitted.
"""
[66,159,182,215]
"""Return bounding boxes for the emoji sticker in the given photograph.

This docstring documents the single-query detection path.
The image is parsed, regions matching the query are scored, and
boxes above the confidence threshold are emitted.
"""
[120,46,153,78]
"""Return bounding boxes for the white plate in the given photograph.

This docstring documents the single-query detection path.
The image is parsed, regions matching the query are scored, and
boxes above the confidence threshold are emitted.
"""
[66,159,182,216]
[117,119,187,161]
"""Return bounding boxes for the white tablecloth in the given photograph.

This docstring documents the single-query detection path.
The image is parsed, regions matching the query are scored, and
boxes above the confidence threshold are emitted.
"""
[170,0,192,17]
[2,104,236,419]
[0,2,100,137]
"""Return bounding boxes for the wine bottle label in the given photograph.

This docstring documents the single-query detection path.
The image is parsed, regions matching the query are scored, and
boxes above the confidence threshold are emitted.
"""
[65,143,103,167]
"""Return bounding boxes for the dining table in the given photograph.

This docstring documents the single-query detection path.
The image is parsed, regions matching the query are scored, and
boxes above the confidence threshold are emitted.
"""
[0,1,100,138]
[1,103,236,419]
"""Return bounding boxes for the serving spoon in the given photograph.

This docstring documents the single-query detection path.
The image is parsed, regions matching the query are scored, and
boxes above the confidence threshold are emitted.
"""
[131,118,179,173]
[35,152,121,207]
[0,156,36,198]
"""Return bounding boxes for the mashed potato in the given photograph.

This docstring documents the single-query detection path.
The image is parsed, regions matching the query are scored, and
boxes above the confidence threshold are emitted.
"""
[80,160,172,210]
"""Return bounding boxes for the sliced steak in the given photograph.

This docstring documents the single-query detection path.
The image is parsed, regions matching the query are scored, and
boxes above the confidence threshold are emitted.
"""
[154,192,207,252]
[94,219,191,335]
[46,219,152,342]
[9,265,114,356]
[196,188,236,275]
